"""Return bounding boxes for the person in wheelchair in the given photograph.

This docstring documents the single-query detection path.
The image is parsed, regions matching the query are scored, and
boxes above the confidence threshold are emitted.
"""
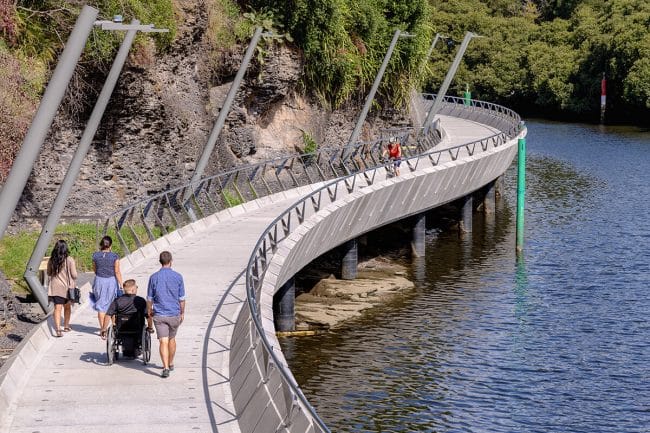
[100,279,153,358]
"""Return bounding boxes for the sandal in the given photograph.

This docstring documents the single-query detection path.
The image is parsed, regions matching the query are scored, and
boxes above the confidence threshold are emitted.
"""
[63,327,72,332]
[55,329,63,338]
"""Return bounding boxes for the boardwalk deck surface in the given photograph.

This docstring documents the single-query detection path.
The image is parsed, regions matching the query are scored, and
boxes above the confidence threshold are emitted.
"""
[1,116,500,433]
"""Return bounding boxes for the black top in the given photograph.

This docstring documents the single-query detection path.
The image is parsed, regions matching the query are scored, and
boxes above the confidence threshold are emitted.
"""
[106,294,146,316]
[106,294,147,332]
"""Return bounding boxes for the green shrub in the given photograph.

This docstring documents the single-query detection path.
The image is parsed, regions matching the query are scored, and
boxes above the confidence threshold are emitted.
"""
[302,130,318,154]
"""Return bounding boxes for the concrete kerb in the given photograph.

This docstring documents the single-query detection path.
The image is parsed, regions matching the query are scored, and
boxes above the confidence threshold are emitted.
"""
[0,281,92,430]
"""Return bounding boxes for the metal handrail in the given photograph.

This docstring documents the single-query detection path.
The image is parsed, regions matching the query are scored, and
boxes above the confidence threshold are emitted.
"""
[240,98,524,431]
[96,95,523,431]
[99,95,518,256]
[99,134,423,254]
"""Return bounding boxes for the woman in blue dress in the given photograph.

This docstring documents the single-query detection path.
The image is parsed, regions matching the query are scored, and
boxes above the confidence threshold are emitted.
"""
[92,236,123,329]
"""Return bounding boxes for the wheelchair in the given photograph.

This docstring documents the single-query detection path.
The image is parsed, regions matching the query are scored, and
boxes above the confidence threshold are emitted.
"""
[105,310,152,365]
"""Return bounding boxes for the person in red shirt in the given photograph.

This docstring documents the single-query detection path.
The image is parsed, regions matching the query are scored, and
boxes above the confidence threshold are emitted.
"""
[383,138,402,176]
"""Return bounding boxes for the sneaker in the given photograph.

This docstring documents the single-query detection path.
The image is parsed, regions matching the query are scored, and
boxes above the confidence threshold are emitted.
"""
[169,365,174,371]
[161,369,170,378]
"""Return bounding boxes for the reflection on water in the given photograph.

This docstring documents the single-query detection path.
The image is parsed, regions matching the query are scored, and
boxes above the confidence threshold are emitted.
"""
[280,120,650,433]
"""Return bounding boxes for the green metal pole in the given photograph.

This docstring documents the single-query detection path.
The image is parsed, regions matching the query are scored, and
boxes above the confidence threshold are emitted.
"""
[516,137,526,255]
[463,83,471,106]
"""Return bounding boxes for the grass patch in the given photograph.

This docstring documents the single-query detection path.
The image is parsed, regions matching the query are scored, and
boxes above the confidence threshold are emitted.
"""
[223,189,243,207]
[0,222,99,293]
[0,221,168,293]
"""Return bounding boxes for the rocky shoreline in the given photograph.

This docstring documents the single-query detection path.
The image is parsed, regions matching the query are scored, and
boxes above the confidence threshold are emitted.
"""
[294,257,414,331]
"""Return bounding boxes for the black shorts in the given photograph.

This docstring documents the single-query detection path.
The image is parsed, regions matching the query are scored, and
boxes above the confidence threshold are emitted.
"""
[49,296,69,305]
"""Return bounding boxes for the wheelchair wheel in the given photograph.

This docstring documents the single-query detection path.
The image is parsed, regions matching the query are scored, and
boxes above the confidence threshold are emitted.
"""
[106,325,115,366]
[142,326,152,365]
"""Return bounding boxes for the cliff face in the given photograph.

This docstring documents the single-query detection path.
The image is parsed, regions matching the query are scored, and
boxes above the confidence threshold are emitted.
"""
[10,2,409,228]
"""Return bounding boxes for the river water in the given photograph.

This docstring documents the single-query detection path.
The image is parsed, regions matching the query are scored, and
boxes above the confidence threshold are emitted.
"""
[280,120,650,432]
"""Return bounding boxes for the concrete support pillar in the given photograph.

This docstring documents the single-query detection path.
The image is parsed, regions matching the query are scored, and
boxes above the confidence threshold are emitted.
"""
[273,277,295,332]
[411,213,426,257]
[495,175,504,199]
[412,257,426,286]
[483,181,496,214]
[459,194,473,234]
[341,239,358,280]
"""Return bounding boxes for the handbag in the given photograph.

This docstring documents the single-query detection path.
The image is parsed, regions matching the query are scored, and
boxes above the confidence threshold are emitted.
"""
[66,260,81,304]
[67,287,81,304]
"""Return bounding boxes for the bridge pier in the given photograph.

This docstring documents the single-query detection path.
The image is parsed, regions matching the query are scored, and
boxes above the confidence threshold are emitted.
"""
[480,181,496,214]
[273,277,295,332]
[459,194,473,234]
[341,239,358,280]
[411,213,426,257]
[495,175,504,199]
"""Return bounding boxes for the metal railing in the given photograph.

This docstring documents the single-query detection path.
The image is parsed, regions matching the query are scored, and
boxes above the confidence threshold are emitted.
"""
[98,95,519,255]
[99,132,424,254]
[96,95,522,431]
[234,98,524,432]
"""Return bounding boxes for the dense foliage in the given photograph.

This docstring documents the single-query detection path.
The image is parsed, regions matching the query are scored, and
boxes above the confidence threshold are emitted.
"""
[215,0,649,121]
[216,0,433,109]
[0,0,648,137]
[428,0,650,122]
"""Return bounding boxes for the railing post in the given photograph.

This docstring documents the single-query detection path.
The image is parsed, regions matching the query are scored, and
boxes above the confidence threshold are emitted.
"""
[0,6,98,241]
[188,27,263,188]
[23,21,141,314]
[346,30,410,149]
[422,33,443,72]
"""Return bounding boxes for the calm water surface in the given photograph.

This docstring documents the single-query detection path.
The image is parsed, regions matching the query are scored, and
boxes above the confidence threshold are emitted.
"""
[280,120,650,432]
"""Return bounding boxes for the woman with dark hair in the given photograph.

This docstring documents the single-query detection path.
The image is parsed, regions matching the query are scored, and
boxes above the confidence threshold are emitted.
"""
[47,239,77,337]
[92,235,123,329]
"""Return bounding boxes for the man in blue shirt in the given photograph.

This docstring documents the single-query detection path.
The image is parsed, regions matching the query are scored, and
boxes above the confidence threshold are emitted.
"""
[147,251,186,378]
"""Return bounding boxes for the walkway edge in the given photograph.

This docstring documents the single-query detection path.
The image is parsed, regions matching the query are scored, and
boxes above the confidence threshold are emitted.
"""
[0,282,92,429]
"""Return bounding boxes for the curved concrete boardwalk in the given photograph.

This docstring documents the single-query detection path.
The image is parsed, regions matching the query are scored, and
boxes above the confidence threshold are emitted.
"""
[1,116,501,433]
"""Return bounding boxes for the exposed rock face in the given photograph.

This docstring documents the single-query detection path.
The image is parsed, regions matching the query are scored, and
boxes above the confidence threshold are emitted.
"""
[0,271,37,368]
[8,3,411,229]
[0,272,16,330]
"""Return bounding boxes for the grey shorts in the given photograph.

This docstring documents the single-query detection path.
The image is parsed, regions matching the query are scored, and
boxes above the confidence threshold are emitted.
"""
[153,315,181,339]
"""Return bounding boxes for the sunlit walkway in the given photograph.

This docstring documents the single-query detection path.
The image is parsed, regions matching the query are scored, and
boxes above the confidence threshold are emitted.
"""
[0,115,502,433]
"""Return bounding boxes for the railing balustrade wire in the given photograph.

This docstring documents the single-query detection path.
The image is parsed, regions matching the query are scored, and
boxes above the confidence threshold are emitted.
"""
[100,95,519,255]
[99,95,523,432]
[239,97,523,432]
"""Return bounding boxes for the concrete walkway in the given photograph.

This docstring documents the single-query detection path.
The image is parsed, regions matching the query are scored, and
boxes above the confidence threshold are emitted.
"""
[0,116,501,433]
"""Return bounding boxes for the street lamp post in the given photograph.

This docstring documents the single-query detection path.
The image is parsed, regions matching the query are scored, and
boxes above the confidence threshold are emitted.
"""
[421,31,481,137]
[0,6,98,241]
[345,30,414,151]
[23,17,168,313]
